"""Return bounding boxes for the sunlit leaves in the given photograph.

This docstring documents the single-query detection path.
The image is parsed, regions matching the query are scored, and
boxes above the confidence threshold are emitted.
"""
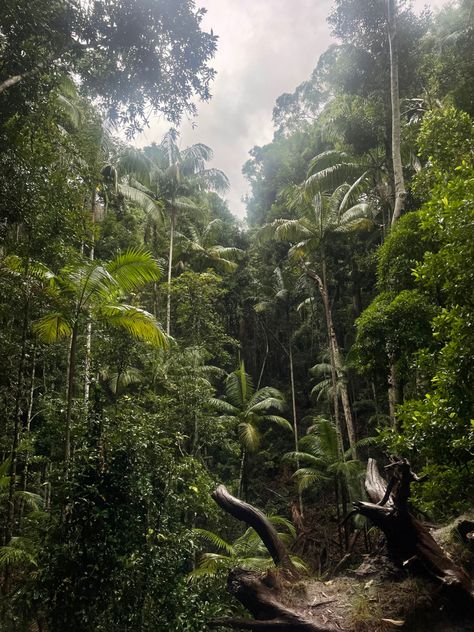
[33,312,72,343]
[101,304,167,348]
[105,248,162,292]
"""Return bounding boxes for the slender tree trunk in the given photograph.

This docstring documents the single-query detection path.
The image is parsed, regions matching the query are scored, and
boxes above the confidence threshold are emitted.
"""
[166,206,176,336]
[238,447,247,499]
[387,353,402,429]
[84,188,97,406]
[18,342,37,531]
[387,0,406,225]
[65,323,79,475]
[289,341,304,517]
[256,319,269,390]
[308,263,357,458]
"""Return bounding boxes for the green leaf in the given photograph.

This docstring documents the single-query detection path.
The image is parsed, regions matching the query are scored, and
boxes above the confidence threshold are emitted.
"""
[262,415,293,432]
[106,248,162,291]
[192,529,236,555]
[33,313,72,343]
[238,422,261,452]
[101,304,168,348]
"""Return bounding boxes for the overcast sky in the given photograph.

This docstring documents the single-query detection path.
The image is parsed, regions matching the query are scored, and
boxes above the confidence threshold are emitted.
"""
[135,0,450,220]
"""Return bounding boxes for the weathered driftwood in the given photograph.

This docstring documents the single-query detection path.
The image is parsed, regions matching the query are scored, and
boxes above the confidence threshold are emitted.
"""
[353,458,473,597]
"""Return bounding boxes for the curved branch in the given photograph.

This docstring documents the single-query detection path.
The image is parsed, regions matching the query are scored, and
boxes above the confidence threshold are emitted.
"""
[212,485,297,574]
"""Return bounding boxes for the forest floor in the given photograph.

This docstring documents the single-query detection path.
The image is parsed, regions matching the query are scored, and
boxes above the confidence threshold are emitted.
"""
[271,514,474,631]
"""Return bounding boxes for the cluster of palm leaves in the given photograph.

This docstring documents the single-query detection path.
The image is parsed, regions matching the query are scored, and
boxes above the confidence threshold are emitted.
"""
[209,361,292,496]
[117,130,236,335]
[284,417,364,498]
[189,516,308,580]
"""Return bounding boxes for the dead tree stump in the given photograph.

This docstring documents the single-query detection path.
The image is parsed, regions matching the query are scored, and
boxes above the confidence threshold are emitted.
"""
[353,458,473,597]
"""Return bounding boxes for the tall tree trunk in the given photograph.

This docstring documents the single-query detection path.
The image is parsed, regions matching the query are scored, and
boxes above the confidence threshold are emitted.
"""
[84,188,97,406]
[289,341,304,517]
[18,342,37,531]
[238,447,247,500]
[166,206,176,336]
[387,0,406,225]
[256,319,269,390]
[306,264,357,459]
[65,323,79,475]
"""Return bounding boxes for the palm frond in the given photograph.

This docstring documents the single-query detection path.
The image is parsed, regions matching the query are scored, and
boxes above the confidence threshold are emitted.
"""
[254,301,271,313]
[106,248,162,291]
[310,378,333,401]
[290,555,310,573]
[193,529,236,555]
[339,203,374,226]
[226,362,254,406]
[33,313,72,343]
[66,262,116,304]
[248,386,285,409]
[238,422,261,452]
[249,398,286,415]
[119,184,163,217]
[307,150,350,175]
[198,168,230,193]
[100,304,168,348]
[174,196,203,214]
[102,367,143,395]
[268,516,296,540]
[0,545,37,568]
[274,220,313,242]
[0,457,11,479]
[14,490,43,511]
[187,552,231,580]
[304,163,363,197]
[3,256,56,284]
[262,415,293,432]
[118,148,153,182]
[207,398,239,415]
[181,142,213,171]
[294,467,330,491]
[309,363,332,377]
[339,171,370,212]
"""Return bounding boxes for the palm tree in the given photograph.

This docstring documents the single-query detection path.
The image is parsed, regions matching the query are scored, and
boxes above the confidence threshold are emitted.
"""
[284,417,364,552]
[118,130,230,335]
[174,218,242,274]
[209,361,292,498]
[33,249,167,472]
[260,180,375,458]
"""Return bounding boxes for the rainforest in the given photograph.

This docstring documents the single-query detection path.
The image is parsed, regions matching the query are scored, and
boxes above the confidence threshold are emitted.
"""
[0,1,473,630]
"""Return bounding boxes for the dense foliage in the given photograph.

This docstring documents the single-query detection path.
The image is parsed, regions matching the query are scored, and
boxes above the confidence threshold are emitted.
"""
[0,1,473,630]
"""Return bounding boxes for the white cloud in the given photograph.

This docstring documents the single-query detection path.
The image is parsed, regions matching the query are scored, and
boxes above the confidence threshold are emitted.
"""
[135,0,451,219]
